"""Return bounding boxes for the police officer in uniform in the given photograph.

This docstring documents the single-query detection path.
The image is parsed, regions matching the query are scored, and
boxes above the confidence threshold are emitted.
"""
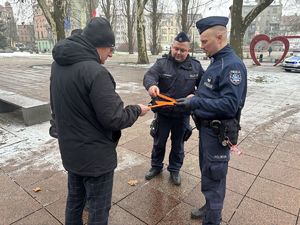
[143,32,204,185]
[176,17,247,224]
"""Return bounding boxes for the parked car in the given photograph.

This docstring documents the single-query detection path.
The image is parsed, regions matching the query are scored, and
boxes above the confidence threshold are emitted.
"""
[282,52,300,72]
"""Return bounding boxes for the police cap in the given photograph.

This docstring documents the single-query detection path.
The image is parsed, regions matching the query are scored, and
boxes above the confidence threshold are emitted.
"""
[174,31,190,42]
[196,16,229,34]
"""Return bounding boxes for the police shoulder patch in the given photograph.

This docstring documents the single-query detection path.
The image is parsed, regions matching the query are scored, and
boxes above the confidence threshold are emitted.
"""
[229,70,242,85]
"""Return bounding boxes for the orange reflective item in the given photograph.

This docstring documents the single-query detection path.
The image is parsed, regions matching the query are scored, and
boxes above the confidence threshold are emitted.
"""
[148,93,177,109]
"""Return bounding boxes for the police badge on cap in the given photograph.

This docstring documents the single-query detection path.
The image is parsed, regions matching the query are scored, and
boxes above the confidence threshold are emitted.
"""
[174,32,190,42]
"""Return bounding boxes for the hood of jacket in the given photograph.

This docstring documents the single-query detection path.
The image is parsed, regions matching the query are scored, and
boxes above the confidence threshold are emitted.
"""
[52,34,101,66]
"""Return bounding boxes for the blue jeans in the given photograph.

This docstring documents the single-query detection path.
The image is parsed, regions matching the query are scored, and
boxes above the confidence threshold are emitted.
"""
[65,171,114,225]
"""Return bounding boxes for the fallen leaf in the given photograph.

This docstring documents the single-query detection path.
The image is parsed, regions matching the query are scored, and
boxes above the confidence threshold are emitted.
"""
[33,187,42,192]
[127,179,138,186]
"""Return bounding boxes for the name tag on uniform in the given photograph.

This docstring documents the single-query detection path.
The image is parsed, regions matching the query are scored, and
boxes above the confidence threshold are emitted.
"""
[162,73,173,78]
[213,154,228,160]
[204,77,213,89]
[189,73,198,79]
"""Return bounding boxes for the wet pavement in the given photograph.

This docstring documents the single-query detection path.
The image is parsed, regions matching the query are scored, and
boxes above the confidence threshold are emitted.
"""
[0,53,300,225]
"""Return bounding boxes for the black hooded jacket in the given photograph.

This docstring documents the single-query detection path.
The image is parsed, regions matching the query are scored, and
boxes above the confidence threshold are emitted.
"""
[51,34,141,177]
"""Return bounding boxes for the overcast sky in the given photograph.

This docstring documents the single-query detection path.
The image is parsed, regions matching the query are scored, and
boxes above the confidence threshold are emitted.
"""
[0,0,299,24]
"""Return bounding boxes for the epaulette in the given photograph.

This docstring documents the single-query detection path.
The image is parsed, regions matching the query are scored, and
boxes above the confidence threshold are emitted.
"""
[190,56,200,64]
[156,54,168,62]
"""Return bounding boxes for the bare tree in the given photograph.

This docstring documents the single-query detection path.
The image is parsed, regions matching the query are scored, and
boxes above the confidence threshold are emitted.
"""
[176,0,202,33]
[0,20,7,49]
[230,0,274,58]
[86,0,99,20]
[99,0,117,29]
[145,0,164,55]
[136,0,149,63]
[120,0,136,54]
[36,0,68,41]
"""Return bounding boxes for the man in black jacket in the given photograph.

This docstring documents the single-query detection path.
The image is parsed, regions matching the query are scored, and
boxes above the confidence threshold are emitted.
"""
[50,17,149,225]
[143,32,204,185]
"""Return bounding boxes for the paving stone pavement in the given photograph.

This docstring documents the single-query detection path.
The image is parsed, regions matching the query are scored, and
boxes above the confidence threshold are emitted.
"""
[0,54,300,225]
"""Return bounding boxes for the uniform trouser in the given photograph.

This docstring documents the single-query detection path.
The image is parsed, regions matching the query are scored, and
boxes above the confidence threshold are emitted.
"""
[199,125,230,225]
[151,113,189,172]
[65,171,114,225]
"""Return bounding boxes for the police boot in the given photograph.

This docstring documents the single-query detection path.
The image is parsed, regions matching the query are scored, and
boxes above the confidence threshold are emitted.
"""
[170,171,181,186]
[145,168,162,180]
[191,204,206,219]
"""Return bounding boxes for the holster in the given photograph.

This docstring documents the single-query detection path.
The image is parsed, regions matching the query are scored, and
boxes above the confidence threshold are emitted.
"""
[191,114,201,130]
[150,114,159,137]
[201,119,241,146]
[183,124,193,141]
[218,119,240,146]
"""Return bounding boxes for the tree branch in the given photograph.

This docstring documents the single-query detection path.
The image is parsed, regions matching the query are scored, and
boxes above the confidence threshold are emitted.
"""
[243,0,274,32]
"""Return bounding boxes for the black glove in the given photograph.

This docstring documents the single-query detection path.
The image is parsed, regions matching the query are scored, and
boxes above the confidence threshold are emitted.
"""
[49,118,58,138]
[175,98,192,111]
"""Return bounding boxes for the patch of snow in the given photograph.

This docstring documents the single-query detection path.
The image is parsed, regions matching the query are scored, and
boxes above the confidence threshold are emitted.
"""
[0,52,50,58]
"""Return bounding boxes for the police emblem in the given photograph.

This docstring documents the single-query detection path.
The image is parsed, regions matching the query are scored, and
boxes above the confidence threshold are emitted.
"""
[229,70,242,85]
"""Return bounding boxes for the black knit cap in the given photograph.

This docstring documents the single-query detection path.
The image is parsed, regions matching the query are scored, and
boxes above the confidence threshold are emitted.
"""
[174,31,190,42]
[82,17,115,48]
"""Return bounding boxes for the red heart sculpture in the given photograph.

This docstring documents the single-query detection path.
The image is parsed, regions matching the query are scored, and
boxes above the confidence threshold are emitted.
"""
[250,34,290,66]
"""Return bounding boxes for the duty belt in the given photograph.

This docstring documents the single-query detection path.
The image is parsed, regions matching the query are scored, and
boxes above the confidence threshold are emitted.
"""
[201,120,222,128]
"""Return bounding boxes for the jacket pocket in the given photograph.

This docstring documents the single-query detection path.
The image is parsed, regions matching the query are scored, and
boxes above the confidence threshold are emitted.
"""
[159,73,176,92]
[204,148,230,181]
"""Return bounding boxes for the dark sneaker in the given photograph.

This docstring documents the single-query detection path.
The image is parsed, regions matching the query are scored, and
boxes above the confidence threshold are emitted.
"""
[145,168,162,180]
[191,204,206,219]
[170,172,181,185]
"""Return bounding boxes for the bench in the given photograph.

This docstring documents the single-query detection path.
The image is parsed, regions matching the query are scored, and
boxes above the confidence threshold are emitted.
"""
[0,89,51,126]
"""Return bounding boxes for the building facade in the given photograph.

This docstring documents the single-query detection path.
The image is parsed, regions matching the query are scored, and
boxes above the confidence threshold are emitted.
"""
[33,0,87,52]
[17,24,35,49]
[33,2,55,53]
[0,2,17,48]
[242,0,283,44]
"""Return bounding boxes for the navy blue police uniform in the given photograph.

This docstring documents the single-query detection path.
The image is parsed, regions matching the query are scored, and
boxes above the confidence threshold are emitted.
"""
[189,17,247,225]
[143,32,204,175]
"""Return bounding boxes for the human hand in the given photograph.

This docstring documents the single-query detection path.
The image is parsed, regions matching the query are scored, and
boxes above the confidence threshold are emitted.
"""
[148,85,160,97]
[138,104,150,116]
[175,98,191,110]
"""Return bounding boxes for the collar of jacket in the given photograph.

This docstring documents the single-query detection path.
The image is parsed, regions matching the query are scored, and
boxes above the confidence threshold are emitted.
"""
[209,44,233,62]
[166,52,193,70]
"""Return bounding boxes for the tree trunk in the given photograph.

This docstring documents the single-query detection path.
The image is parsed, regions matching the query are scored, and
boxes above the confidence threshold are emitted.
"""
[99,0,117,29]
[230,0,274,59]
[37,0,66,41]
[128,15,134,54]
[136,0,149,64]
[53,0,65,41]
[125,0,135,54]
[150,0,160,55]
[181,0,188,33]
[230,0,243,58]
